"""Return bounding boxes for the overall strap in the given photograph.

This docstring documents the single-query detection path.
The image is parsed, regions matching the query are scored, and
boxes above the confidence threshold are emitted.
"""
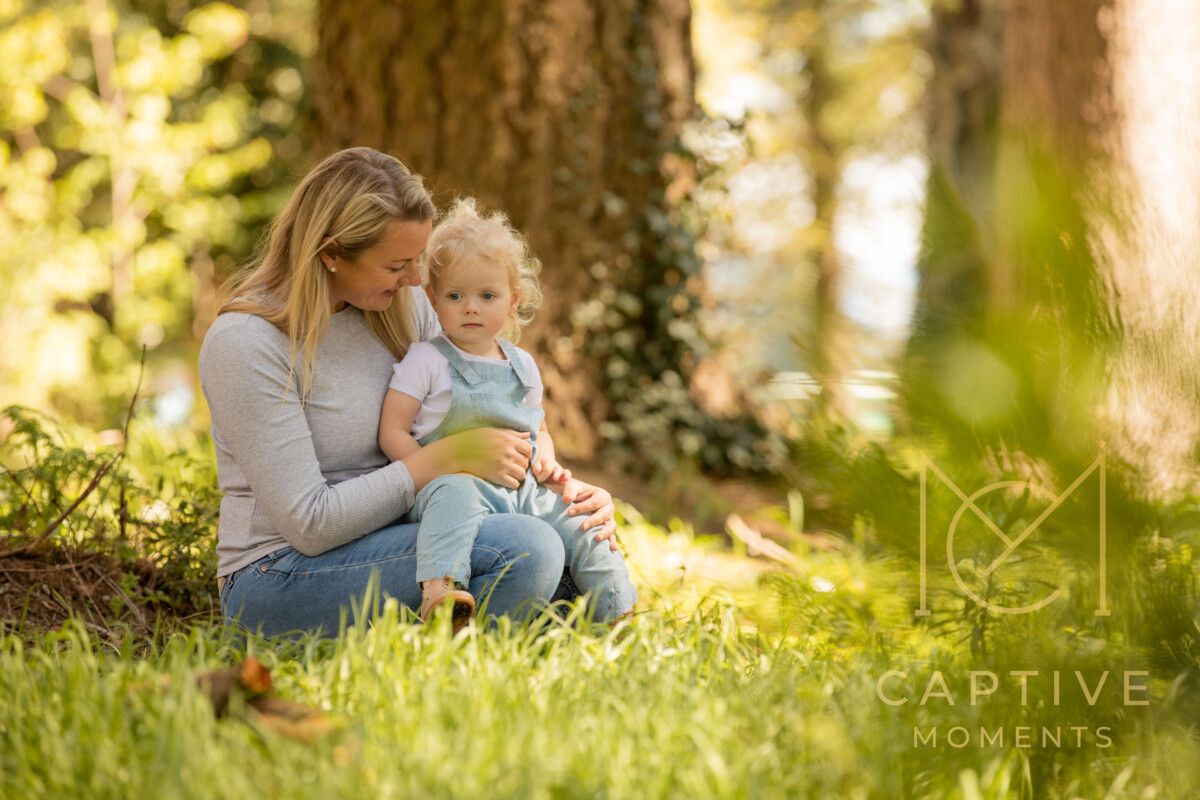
[429,336,485,386]
[497,340,535,390]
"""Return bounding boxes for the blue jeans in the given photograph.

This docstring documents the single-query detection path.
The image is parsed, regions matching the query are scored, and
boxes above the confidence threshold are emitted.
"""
[414,473,638,622]
[220,514,571,638]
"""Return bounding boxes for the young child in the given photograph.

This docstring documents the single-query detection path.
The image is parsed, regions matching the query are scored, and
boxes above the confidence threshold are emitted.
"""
[379,199,637,630]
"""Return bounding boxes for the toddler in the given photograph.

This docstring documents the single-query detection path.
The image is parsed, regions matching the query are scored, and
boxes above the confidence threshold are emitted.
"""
[379,199,637,630]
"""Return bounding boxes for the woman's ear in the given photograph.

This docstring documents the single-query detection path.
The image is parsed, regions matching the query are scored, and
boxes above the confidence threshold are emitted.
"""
[319,237,338,272]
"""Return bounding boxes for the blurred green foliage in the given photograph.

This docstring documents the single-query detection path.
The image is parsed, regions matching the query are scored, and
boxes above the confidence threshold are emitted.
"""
[0,0,312,428]
[0,403,221,614]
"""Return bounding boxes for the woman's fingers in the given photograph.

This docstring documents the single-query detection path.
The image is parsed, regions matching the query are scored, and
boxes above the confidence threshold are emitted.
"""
[452,428,532,486]
[566,484,611,516]
[564,482,617,549]
[582,503,616,531]
[597,519,619,551]
[504,432,533,485]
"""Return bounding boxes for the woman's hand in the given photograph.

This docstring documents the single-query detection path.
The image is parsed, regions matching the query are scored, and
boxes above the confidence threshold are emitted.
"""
[444,427,533,488]
[562,479,619,552]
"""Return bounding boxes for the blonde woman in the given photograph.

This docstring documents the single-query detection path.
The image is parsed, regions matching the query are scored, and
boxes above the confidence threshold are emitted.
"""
[200,148,617,636]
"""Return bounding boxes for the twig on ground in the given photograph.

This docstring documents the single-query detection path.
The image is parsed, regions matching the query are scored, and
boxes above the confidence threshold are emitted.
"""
[0,458,117,559]
[91,564,147,628]
[0,556,101,574]
[725,514,806,572]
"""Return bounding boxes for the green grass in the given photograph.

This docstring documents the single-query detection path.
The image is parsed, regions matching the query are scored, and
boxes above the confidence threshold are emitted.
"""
[3,407,1200,798]
[1,585,1197,800]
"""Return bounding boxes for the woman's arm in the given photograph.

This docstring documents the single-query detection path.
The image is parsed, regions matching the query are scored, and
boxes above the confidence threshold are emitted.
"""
[200,318,419,557]
[403,428,533,491]
[203,320,538,557]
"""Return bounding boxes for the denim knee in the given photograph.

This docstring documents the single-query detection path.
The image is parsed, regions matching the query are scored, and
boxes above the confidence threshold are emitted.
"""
[472,514,565,601]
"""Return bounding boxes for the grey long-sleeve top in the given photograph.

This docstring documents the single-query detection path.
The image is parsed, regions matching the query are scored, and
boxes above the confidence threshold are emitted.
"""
[198,287,440,577]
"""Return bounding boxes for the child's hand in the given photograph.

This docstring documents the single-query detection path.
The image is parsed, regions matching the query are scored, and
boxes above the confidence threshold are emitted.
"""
[533,457,572,486]
[544,475,585,498]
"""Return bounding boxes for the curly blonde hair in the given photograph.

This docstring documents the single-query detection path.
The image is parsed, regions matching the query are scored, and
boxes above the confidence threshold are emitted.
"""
[423,198,543,342]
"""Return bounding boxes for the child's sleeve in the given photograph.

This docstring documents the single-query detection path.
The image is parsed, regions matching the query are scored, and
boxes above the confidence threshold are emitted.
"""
[390,342,437,401]
[519,349,544,407]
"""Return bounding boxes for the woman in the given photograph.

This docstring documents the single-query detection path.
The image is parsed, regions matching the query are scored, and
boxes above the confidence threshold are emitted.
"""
[200,147,617,637]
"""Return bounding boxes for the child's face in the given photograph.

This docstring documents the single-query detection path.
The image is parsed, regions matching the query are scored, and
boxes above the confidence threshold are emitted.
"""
[426,257,520,357]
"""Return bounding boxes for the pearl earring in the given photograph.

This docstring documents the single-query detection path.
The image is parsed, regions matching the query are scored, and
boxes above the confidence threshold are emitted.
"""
[327,265,337,273]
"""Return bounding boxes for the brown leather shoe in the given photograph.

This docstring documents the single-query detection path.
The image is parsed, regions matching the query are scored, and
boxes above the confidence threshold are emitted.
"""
[419,577,475,634]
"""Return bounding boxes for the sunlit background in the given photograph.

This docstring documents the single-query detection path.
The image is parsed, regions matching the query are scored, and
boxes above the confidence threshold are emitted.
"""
[0,0,935,442]
[4,0,1200,505]
[5,2,1200,795]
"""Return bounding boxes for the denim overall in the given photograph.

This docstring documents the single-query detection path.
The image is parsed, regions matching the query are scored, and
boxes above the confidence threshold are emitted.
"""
[410,336,636,622]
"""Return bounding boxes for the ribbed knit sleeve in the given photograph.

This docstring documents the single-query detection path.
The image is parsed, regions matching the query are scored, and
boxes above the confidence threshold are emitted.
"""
[200,310,418,564]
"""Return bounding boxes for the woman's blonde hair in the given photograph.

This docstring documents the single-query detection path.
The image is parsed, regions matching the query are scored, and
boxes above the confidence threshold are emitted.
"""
[423,198,543,342]
[220,147,435,400]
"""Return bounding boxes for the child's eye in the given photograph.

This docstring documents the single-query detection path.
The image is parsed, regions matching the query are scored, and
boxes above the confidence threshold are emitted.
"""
[481,292,496,300]
[448,292,461,301]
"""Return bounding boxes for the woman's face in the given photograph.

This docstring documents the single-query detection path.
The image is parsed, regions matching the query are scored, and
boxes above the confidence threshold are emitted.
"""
[324,219,432,313]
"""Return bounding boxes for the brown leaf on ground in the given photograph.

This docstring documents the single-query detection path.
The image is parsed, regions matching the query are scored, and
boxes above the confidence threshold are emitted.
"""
[238,656,273,693]
[196,656,271,716]
[196,657,340,743]
[247,695,342,744]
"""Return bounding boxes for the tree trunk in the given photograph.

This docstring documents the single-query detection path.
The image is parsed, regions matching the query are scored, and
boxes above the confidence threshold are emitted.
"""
[910,0,1200,493]
[802,4,849,421]
[902,0,1001,430]
[1088,0,1200,493]
[311,0,697,462]
[981,0,1113,454]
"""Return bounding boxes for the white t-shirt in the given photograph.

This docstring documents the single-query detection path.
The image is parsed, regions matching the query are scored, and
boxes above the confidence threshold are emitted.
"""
[389,333,544,439]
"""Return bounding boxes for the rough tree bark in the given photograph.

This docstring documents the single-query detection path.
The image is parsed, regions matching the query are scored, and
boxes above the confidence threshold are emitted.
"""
[1088,0,1200,493]
[311,0,697,462]
[909,0,1200,493]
